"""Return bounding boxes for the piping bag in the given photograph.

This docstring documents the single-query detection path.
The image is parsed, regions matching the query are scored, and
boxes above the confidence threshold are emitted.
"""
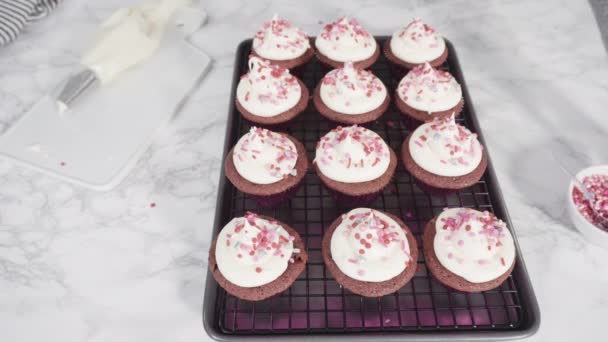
[56,0,193,112]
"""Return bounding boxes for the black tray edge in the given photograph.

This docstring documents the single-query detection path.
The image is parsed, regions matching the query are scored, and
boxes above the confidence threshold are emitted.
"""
[202,37,541,342]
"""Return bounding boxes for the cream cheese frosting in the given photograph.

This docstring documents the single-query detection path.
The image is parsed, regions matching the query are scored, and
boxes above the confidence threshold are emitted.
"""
[330,208,412,282]
[236,56,302,117]
[390,18,445,64]
[397,62,462,113]
[315,17,377,62]
[315,125,390,183]
[409,115,483,177]
[319,61,387,115]
[215,213,298,287]
[233,127,298,184]
[253,14,311,61]
[433,208,515,283]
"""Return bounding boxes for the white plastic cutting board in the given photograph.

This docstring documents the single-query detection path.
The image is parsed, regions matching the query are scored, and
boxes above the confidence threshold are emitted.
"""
[0,29,210,191]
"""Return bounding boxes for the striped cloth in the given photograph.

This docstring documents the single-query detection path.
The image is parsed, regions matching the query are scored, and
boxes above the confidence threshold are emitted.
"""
[0,0,61,46]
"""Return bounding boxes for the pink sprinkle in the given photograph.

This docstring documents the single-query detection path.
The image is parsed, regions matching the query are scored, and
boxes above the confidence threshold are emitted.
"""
[255,267,262,273]
[150,203,156,208]
[447,252,453,259]
[458,240,464,246]
[357,269,365,276]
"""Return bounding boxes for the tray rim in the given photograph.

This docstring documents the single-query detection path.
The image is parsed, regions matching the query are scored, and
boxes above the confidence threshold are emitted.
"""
[202,36,541,341]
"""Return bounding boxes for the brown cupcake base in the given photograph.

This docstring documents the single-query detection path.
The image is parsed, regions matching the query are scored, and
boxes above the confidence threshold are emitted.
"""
[312,83,390,126]
[383,39,448,79]
[395,93,464,129]
[401,134,488,193]
[423,219,515,293]
[322,211,418,297]
[225,133,309,207]
[315,41,380,70]
[235,79,310,127]
[209,216,308,301]
[314,147,398,206]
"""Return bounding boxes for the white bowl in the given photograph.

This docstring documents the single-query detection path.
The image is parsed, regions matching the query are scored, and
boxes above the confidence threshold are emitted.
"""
[567,164,608,249]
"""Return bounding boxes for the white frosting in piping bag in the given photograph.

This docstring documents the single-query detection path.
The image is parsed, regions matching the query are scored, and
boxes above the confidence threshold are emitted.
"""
[409,114,483,177]
[433,208,515,283]
[319,62,387,115]
[331,208,412,282]
[390,18,445,64]
[315,17,376,62]
[236,56,302,117]
[253,14,310,61]
[315,125,390,183]
[397,62,461,113]
[233,127,298,184]
[215,213,296,288]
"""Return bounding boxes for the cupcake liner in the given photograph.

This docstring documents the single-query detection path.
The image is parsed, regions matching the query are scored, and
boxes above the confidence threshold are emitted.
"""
[413,177,461,196]
[248,178,304,208]
[323,184,385,207]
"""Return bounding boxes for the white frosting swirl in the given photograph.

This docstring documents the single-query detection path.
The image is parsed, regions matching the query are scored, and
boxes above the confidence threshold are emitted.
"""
[253,14,311,61]
[236,56,302,117]
[409,115,483,177]
[320,62,387,115]
[315,17,377,62]
[315,125,390,183]
[390,18,445,64]
[433,208,515,283]
[331,208,412,282]
[215,213,296,288]
[397,62,462,113]
[233,127,298,184]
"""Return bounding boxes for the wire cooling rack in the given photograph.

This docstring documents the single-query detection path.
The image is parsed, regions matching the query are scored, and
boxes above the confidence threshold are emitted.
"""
[203,37,540,341]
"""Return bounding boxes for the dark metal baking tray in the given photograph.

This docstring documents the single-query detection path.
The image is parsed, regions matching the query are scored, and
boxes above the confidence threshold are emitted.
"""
[203,36,540,341]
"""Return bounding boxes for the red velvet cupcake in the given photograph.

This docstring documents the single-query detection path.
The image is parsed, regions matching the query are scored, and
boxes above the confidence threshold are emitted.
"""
[251,14,314,70]
[314,125,397,205]
[314,17,379,70]
[401,115,487,195]
[423,208,516,292]
[313,62,389,125]
[322,208,418,297]
[384,18,448,78]
[235,56,309,127]
[225,127,308,207]
[395,62,464,128]
[209,212,307,301]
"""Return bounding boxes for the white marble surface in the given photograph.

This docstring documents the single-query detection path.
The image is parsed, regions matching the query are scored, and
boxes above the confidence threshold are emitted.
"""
[1,0,608,341]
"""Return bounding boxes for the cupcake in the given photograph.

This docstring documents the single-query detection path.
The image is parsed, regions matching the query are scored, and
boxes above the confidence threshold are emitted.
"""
[313,61,389,125]
[209,212,308,301]
[225,126,308,207]
[235,56,309,126]
[384,18,448,76]
[322,208,418,297]
[314,125,397,205]
[423,208,516,292]
[315,17,379,70]
[401,115,487,194]
[251,14,315,70]
[395,62,463,127]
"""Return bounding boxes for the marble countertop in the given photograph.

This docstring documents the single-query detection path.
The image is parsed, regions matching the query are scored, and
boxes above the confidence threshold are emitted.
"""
[1,0,608,341]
